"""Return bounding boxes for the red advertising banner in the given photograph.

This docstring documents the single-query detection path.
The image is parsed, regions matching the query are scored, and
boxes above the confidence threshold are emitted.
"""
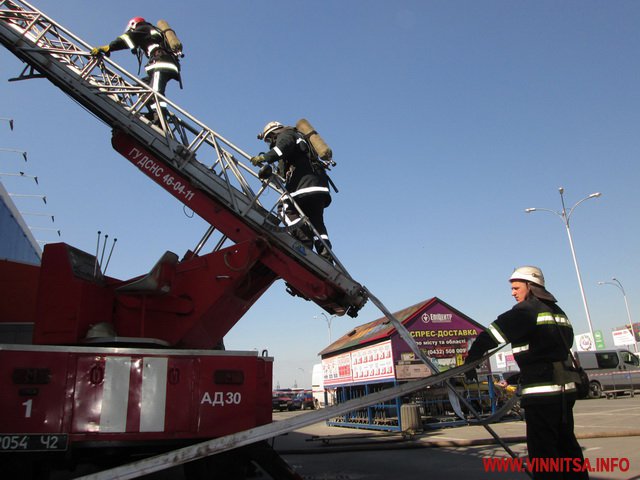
[323,341,395,386]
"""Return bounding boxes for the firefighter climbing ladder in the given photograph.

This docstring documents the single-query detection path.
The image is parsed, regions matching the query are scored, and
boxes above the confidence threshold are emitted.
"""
[0,2,524,478]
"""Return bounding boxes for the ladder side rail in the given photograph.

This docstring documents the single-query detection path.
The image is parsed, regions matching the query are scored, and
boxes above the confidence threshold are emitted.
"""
[216,147,242,214]
[185,128,212,157]
[10,0,95,56]
[178,125,283,213]
[220,148,265,208]
[205,133,279,206]
[0,16,157,137]
[3,3,98,81]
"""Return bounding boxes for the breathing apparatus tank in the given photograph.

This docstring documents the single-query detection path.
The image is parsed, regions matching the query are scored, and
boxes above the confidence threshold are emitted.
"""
[157,19,183,57]
[296,118,333,163]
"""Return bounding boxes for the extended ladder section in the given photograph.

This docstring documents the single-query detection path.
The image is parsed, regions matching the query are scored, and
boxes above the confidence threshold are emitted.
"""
[0,0,367,317]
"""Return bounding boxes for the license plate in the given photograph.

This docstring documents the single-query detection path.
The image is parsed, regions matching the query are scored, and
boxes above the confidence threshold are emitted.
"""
[0,434,68,451]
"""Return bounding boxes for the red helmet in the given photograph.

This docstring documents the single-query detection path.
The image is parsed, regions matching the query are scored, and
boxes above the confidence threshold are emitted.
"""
[126,17,145,31]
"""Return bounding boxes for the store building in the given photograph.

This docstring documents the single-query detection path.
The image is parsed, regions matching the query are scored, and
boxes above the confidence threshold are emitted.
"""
[318,297,494,431]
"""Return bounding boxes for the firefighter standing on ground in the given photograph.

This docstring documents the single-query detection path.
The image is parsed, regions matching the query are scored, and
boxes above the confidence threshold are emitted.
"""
[251,121,332,260]
[465,266,588,479]
[90,17,181,120]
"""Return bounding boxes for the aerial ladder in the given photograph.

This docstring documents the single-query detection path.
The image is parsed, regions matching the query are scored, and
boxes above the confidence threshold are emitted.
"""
[0,0,367,337]
[0,2,518,479]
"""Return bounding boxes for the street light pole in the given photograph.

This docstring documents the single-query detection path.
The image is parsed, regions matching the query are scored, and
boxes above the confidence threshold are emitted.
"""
[598,278,639,353]
[314,312,336,343]
[525,187,601,346]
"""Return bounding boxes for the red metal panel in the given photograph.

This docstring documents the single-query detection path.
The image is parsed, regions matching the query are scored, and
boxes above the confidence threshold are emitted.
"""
[195,355,259,436]
[31,241,276,349]
[113,241,277,348]
[33,243,115,345]
[0,260,40,324]
[255,356,273,425]
[71,355,106,433]
[69,351,272,440]
[0,350,71,433]
[164,357,196,434]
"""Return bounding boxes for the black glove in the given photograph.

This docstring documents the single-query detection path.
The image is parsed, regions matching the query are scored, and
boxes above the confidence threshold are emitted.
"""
[90,45,110,56]
[258,164,273,180]
[465,367,478,383]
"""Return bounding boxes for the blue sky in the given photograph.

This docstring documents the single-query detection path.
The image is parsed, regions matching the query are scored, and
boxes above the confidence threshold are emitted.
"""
[1,1,639,388]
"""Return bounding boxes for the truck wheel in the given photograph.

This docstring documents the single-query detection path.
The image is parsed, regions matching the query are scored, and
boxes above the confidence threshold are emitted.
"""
[4,454,51,479]
[588,381,602,399]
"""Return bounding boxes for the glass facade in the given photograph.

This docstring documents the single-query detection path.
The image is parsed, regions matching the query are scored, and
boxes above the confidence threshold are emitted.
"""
[0,181,41,265]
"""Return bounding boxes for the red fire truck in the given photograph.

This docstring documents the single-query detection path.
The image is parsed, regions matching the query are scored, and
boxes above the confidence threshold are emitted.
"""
[0,2,367,477]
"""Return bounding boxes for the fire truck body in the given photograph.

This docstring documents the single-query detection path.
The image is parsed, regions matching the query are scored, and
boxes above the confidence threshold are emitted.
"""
[1,345,272,445]
[0,243,274,456]
[0,244,279,478]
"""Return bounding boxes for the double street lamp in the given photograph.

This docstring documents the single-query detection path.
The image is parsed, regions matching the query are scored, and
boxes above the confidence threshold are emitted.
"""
[525,187,601,344]
[314,312,336,343]
[597,278,639,353]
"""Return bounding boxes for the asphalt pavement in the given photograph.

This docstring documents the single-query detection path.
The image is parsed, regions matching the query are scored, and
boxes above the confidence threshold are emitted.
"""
[273,395,640,480]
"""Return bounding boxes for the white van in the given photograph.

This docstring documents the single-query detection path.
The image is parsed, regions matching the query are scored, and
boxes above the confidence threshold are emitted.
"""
[311,363,335,408]
[575,349,640,398]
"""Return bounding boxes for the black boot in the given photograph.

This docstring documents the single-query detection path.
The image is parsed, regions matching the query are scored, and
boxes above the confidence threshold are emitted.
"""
[316,240,333,263]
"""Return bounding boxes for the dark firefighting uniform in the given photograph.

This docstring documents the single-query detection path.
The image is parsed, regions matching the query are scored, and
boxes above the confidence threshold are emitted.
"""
[261,128,332,258]
[466,295,588,479]
[107,22,181,110]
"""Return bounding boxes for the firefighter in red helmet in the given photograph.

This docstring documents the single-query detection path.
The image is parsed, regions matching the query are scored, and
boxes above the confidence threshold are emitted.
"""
[91,17,182,121]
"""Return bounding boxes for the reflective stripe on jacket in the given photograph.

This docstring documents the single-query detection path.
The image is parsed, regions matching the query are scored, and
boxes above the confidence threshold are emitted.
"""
[470,296,577,406]
[263,128,331,205]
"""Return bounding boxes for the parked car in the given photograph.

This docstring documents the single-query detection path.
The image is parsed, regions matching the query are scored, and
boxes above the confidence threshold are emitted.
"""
[290,391,318,410]
[272,391,294,411]
[575,349,640,399]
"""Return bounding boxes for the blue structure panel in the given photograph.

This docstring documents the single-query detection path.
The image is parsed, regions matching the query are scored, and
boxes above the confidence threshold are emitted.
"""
[0,182,41,265]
